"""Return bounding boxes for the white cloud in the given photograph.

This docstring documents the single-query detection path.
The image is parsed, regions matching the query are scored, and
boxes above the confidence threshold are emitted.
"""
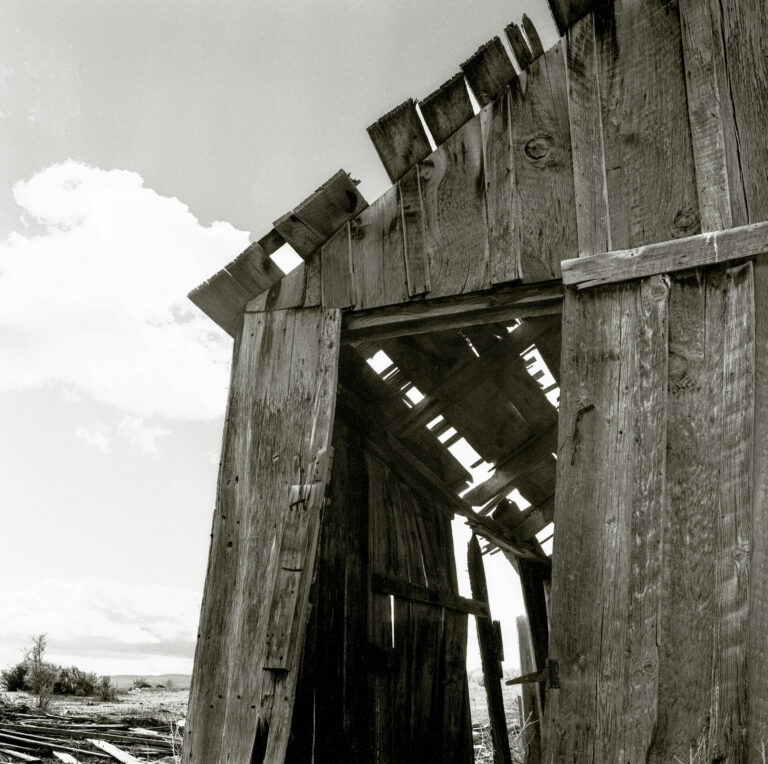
[74,425,111,453]
[0,578,200,675]
[0,161,249,420]
[118,415,169,456]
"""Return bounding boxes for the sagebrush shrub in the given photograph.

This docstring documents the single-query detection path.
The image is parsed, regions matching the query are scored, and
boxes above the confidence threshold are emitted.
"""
[0,662,28,691]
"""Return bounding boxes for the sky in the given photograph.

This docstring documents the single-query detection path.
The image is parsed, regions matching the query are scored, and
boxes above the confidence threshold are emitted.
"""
[0,0,559,678]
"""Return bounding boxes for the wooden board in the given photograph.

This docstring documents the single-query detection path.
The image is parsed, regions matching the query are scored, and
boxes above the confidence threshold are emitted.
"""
[367,99,432,184]
[419,117,490,298]
[508,41,577,281]
[349,184,409,310]
[547,0,603,36]
[182,308,340,764]
[320,222,355,308]
[461,37,517,108]
[595,0,699,251]
[399,166,431,296]
[419,73,474,146]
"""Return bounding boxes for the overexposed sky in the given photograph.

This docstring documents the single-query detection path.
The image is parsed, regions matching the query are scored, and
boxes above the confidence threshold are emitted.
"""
[0,0,558,676]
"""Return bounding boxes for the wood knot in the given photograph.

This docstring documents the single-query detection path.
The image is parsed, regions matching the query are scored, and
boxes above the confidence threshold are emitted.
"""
[668,352,688,380]
[671,207,700,238]
[524,133,553,160]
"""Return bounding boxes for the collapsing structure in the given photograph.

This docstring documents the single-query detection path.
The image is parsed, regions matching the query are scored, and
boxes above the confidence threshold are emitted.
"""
[182,0,768,761]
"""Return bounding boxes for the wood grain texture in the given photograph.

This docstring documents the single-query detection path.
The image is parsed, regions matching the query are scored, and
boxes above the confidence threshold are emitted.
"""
[399,166,431,296]
[562,220,768,289]
[509,41,577,281]
[320,222,356,308]
[546,277,668,761]
[547,0,604,37]
[468,534,512,764]
[461,37,517,108]
[367,99,432,184]
[349,184,409,310]
[522,14,545,59]
[419,117,490,298]
[342,280,562,343]
[516,616,543,764]
[679,0,746,232]
[481,84,522,285]
[272,211,324,259]
[188,269,250,337]
[293,170,368,240]
[566,13,610,256]
[594,0,699,251]
[419,73,474,146]
[245,262,307,312]
[182,308,340,764]
[225,241,284,295]
[505,23,533,70]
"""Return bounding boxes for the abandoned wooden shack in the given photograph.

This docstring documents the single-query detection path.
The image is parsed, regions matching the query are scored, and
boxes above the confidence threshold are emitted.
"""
[182,0,768,761]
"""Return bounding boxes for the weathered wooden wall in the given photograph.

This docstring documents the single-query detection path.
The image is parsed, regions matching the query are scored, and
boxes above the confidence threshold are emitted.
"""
[182,308,340,764]
[284,401,474,763]
[547,1,768,761]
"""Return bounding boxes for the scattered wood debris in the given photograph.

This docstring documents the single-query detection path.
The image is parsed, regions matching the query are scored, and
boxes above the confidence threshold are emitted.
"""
[0,704,182,763]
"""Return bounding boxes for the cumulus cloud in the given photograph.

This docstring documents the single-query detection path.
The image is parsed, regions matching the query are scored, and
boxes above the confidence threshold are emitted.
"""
[74,425,111,453]
[0,161,250,420]
[118,415,170,456]
[0,578,200,675]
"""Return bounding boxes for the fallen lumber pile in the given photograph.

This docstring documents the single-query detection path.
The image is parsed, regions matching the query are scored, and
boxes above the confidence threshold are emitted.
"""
[0,705,181,763]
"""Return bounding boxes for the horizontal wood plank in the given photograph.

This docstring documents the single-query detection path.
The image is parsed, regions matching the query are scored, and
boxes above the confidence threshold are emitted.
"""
[342,280,562,343]
[371,573,490,618]
[562,220,768,289]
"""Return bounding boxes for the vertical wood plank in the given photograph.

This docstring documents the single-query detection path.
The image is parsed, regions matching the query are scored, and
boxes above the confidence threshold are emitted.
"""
[399,166,431,296]
[320,222,356,309]
[468,534,512,764]
[419,118,490,298]
[516,615,542,764]
[595,0,700,250]
[509,41,578,281]
[349,184,409,309]
[566,13,610,256]
[522,14,545,60]
[715,5,768,755]
[480,85,522,285]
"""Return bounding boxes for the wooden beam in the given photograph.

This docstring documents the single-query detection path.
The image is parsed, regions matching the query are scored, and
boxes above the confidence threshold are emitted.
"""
[367,99,432,184]
[371,573,490,618]
[341,280,563,343]
[468,535,512,764]
[516,615,543,763]
[522,14,545,59]
[562,220,768,289]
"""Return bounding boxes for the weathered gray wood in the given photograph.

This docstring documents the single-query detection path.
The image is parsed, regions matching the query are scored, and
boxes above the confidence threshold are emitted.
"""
[182,308,340,764]
[566,13,610,256]
[419,73,474,146]
[509,41,577,281]
[371,573,490,618]
[547,277,668,761]
[522,14,545,60]
[468,534,512,764]
[505,23,533,70]
[399,166,431,296]
[481,84,522,285]
[516,615,542,764]
[595,0,699,251]
[562,220,768,289]
[188,269,250,337]
[272,211,324,259]
[419,117,490,298]
[320,222,356,308]
[245,262,307,312]
[350,184,409,309]
[367,99,432,183]
[225,241,284,295]
[341,280,562,343]
[292,170,368,239]
[547,0,603,37]
[461,37,517,108]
